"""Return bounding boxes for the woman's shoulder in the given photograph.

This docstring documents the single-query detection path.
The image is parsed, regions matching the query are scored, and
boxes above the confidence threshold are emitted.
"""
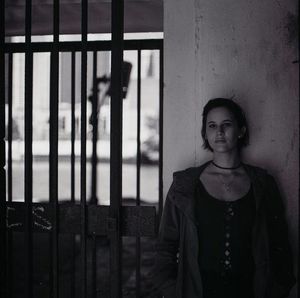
[242,162,270,176]
[172,161,211,179]
[169,163,211,195]
[173,167,199,179]
[242,163,279,189]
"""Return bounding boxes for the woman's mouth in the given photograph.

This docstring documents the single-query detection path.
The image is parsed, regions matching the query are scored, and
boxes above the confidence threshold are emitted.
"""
[215,139,226,143]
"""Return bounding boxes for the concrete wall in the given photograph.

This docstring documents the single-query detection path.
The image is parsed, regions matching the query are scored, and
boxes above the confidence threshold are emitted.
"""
[164,0,298,296]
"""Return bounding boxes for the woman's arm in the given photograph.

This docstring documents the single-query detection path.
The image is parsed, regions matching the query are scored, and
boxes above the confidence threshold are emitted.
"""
[150,181,180,297]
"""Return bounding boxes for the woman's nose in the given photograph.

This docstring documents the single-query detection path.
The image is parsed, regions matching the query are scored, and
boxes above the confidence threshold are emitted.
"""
[217,126,224,134]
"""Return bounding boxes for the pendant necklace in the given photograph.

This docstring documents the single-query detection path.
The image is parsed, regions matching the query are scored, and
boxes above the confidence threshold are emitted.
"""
[211,160,242,192]
[211,161,240,192]
[218,174,234,192]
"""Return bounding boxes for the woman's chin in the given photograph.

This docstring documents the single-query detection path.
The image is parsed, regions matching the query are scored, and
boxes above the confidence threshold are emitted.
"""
[211,145,237,154]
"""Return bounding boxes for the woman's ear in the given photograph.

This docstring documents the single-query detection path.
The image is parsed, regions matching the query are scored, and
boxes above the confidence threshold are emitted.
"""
[239,126,246,138]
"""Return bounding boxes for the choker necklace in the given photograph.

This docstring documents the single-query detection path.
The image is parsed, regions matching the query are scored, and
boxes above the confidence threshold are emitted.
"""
[211,161,241,170]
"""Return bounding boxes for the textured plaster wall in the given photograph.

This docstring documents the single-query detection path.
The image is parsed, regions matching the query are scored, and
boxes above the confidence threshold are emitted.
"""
[164,0,298,296]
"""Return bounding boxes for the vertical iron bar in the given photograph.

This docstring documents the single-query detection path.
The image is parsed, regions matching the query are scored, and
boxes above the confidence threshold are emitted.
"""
[158,46,164,226]
[0,0,6,296]
[49,0,60,297]
[70,50,76,298]
[136,53,141,206]
[7,53,13,298]
[110,0,124,296]
[91,51,98,298]
[7,54,13,203]
[24,0,33,296]
[135,49,141,297]
[91,235,97,298]
[71,52,76,203]
[91,50,98,205]
[80,0,88,297]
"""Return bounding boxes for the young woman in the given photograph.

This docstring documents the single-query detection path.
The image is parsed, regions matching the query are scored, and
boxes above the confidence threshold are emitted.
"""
[151,98,295,298]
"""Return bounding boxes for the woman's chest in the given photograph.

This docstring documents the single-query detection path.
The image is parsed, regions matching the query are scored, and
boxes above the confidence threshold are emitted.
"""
[199,173,251,201]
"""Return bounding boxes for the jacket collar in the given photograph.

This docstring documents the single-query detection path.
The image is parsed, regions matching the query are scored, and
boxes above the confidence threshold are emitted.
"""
[170,161,267,225]
[242,163,266,211]
[170,161,210,224]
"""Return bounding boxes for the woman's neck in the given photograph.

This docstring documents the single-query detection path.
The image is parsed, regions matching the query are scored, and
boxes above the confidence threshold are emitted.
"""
[212,152,241,169]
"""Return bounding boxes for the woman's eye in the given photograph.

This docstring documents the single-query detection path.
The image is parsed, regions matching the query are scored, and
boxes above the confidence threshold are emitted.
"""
[208,124,216,129]
[223,122,232,127]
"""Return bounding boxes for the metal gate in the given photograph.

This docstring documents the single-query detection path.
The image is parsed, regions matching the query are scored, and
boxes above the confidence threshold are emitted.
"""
[0,1,163,297]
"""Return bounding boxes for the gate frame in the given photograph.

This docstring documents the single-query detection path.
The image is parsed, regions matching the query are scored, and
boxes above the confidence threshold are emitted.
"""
[1,4,163,296]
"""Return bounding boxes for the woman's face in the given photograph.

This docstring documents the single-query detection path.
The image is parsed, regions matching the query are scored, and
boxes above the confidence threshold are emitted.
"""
[205,107,245,153]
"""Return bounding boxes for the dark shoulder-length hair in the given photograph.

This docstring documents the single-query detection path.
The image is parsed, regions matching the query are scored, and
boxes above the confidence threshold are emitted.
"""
[201,97,249,151]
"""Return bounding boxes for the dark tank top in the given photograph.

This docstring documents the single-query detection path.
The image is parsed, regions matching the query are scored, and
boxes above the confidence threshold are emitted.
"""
[195,179,256,298]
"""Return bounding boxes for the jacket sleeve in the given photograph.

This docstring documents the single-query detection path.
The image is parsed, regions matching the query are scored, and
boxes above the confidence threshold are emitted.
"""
[263,174,296,298]
[150,180,180,297]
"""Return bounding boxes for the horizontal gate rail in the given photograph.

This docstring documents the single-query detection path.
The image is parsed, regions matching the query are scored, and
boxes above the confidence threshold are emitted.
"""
[6,202,156,237]
[4,39,163,53]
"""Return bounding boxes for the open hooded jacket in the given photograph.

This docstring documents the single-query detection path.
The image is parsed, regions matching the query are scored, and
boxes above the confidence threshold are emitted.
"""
[151,162,295,298]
